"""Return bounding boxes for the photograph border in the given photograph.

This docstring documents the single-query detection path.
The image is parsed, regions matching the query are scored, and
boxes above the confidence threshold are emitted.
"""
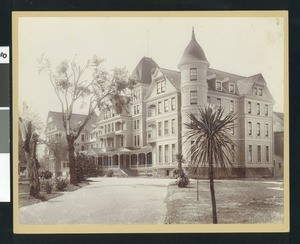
[12,10,289,234]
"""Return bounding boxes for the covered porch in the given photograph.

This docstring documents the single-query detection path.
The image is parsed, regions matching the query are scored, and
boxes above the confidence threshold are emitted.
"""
[86,146,153,170]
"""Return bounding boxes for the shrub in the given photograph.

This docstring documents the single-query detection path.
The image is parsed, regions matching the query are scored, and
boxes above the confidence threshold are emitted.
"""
[43,170,53,179]
[75,153,98,183]
[177,174,190,187]
[106,169,114,177]
[172,168,190,187]
[55,177,69,191]
[44,180,54,194]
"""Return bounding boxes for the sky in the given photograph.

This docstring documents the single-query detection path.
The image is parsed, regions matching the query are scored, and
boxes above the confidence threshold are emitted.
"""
[18,16,285,122]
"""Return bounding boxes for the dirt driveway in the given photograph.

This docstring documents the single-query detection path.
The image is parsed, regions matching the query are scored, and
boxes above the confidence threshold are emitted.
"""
[19,177,173,225]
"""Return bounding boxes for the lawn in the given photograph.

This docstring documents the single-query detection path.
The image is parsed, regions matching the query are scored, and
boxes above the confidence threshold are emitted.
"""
[18,179,89,208]
[165,179,284,224]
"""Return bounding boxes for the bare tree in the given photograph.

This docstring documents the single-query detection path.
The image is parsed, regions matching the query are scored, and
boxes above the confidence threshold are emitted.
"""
[38,55,135,185]
[19,103,44,197]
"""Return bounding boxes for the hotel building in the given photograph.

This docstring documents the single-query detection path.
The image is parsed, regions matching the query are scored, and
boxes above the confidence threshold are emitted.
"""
[45,29,275,178]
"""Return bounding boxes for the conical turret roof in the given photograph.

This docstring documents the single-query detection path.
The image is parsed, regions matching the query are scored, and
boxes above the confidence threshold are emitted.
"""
[178,28,208,67]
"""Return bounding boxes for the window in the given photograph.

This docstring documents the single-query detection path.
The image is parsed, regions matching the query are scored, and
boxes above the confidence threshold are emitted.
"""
[279,162,281,169]
[230,122,234,135]
[122,121,125,130]
[231,144,235,162]
[190,91,197,105]
[249,145,252,162]
[134,106,137,115]
[257,145,261,163]
[248,122,252,136]
[161,80,166,93]
[171,144,176,162]
[164,121,169,136]
[265,105,268,116]
[190,68,197,81]
[266,146,269,162]
[164,99,169,112]
[265,124,269,137]
[134,135,139,146]
[157,81,161,94]
[134,120,136,130]
[253,87,257,95]
[229,83,235,93]
[216,81,222,91]
[159,146,162,163]
[257,103,260,115]
[171,119,176,134]
[158,102,162,114]
[230,101,234,112]
[112,123,114,132]
[137,120,139,130]
[217,98,221,108]
[111,108,115,117]
[248,102,251,114]
[165,145,169,163]
[81,146,84,151]
[81,134,84,141]
[137,105,140,114]
[158,122,162,136]
[207,96,211,104]
[105,125,107,133]
[119,136,124,147]
[258,88,263,96]
[257,123,261,136]
[171,97,176,110]
[108,124,110,133]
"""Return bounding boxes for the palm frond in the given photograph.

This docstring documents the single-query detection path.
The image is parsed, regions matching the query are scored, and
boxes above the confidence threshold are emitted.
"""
[184,105,237,173]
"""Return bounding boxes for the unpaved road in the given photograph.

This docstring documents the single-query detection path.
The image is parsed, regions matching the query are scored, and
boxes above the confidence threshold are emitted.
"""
[19,177,173,225]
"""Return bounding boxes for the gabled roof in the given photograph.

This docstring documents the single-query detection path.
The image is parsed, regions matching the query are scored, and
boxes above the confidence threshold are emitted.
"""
[236,74,266,95]
[46,111,98,132]
[274,111,284,120]
[131,57,159,85]
[159,68,180,90]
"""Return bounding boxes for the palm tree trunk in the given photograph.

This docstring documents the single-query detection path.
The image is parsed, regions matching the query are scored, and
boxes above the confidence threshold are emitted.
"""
[209,141,218,224]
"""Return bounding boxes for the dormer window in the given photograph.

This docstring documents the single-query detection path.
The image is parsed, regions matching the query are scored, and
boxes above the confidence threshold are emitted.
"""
[190,68,197,81]
[253,87,257,95]
[229,83,235,93]
[258,88,263,96]
[216,81,222,91]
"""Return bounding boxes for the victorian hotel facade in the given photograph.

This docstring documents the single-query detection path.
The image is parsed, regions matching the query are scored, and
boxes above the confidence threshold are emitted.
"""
[45,29,275,178]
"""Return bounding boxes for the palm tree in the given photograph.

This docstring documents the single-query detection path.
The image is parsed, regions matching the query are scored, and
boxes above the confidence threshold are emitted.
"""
[185,105,237,224]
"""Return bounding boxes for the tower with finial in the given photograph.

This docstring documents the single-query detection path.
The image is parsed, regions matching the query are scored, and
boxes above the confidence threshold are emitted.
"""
[178,27,210,159]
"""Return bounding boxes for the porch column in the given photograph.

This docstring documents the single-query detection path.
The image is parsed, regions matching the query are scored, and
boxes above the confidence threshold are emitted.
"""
[145,153,147,168]
[118,154,120,169]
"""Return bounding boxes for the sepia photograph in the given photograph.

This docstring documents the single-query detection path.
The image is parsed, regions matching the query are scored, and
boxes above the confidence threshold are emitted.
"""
[13,12,288,233]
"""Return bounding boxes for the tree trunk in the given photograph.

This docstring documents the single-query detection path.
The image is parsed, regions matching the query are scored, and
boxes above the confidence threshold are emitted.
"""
[67,136,77,185]
[26,151,40,197]
[20,119,40,198]
[208,142,218,224]
[177,154,184,177]
[54,158,61,178]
